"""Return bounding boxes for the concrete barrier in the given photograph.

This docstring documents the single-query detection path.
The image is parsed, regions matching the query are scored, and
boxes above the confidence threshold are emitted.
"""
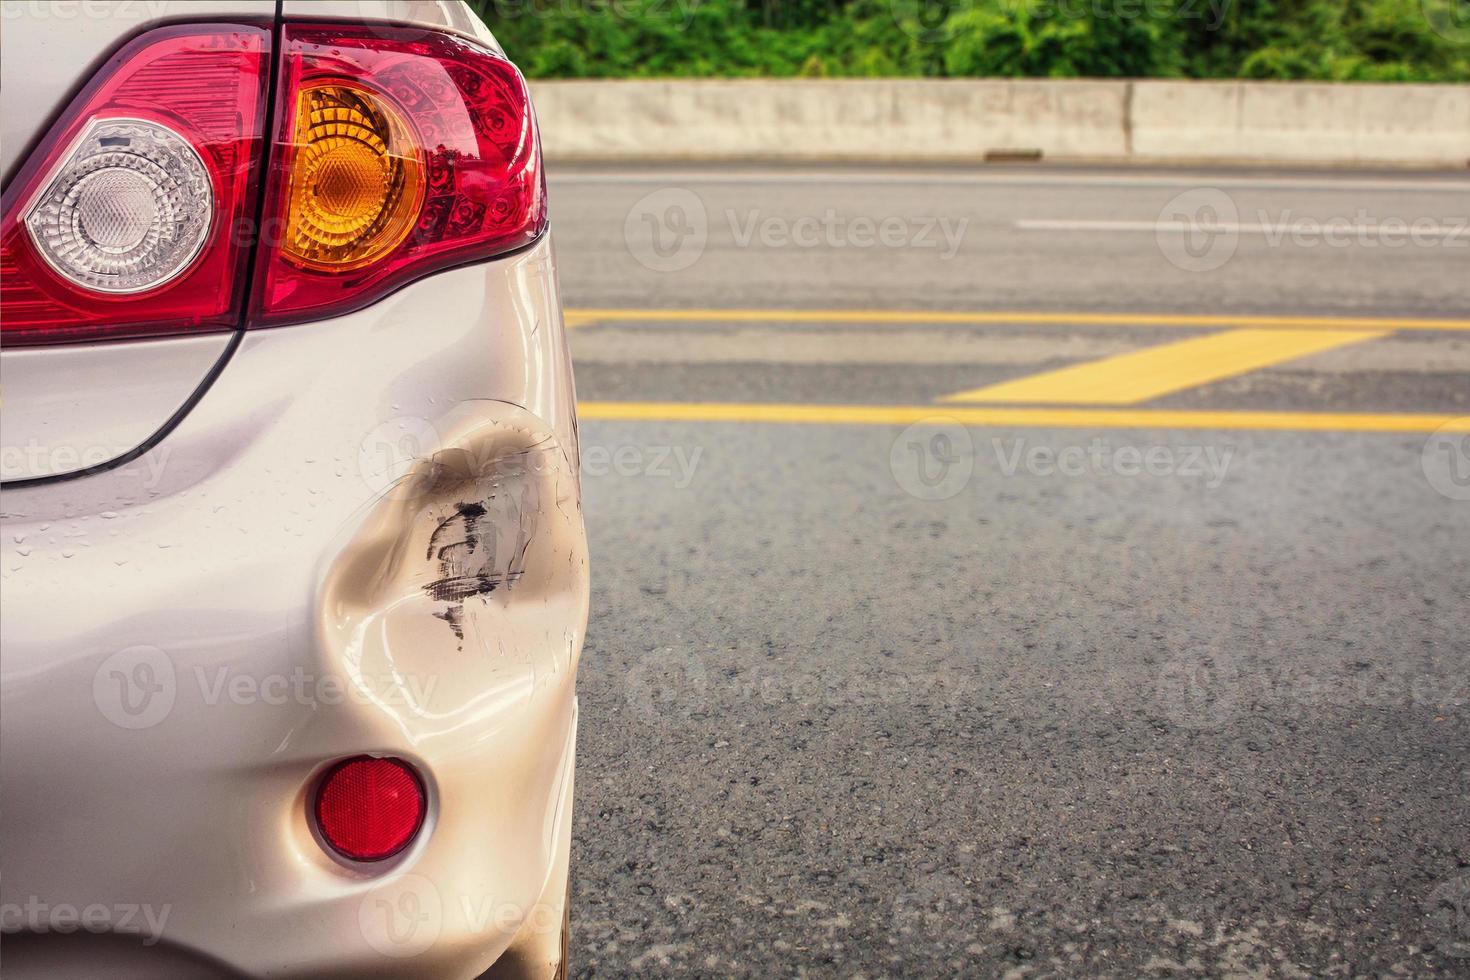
[1130,81,1470,167]
[532,78,1470,168]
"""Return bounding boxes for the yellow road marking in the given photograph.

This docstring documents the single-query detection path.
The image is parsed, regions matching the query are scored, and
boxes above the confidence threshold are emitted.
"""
[579,401,1470,434]
[942,329,1385,406]
[564,308,1470,332]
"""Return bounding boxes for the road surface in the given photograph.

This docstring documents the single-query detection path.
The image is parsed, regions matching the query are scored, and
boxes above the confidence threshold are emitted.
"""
[548,164,1470,977]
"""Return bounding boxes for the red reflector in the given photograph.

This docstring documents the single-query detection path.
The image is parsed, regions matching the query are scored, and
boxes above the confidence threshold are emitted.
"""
[314,757,426,862]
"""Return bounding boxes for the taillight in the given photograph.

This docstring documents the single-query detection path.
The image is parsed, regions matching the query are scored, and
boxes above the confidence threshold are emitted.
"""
[0,21,546,346]
[251,24,546,326]
[314,756,427,862]
[0,25,270,346]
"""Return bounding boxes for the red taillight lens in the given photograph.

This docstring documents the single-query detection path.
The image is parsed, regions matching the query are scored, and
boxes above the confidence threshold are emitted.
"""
[314,756,427,862]
[0,22,544,347]
[0,25,270,346]
[250,25,546,326]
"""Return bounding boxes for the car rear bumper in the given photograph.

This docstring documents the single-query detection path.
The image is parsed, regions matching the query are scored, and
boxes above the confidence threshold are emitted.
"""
[0,235,587,979]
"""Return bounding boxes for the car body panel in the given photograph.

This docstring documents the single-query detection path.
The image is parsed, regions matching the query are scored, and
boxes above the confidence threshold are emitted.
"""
[279,0,503,50]
[0,234,586,977]
[0,334,235,482]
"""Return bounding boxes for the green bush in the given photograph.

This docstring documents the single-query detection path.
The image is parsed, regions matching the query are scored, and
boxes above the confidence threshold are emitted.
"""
[937,2,1185,78]
[471,0,1470,81]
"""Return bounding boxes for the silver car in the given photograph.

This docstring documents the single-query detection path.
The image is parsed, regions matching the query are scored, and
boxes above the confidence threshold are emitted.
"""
[1,2,586,977]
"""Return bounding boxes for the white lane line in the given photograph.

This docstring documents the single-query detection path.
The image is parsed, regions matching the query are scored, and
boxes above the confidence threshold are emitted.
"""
[1017,219,1469,240]
[549,170,1470,193]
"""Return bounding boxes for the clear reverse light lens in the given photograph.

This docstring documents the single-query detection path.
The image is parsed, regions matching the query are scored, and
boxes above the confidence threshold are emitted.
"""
[23,118,213,294]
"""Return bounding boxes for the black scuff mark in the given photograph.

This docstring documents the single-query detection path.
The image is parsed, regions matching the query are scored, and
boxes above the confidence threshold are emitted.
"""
[423,495,531,648]
[427,571,520,643]
[427,502,488,563]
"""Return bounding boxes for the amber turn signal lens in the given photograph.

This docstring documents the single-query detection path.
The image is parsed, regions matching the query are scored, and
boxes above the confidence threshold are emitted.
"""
[282,83,423,271]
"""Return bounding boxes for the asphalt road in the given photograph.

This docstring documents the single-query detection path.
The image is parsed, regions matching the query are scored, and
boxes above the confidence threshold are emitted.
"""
[550,164,1470,318]
[548,165,1470,977]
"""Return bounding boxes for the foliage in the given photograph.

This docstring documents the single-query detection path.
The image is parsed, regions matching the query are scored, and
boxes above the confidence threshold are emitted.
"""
[471,0,1470,81]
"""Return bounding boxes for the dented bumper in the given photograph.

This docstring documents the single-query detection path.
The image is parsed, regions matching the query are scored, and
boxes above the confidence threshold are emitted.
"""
[0,237,587,978]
